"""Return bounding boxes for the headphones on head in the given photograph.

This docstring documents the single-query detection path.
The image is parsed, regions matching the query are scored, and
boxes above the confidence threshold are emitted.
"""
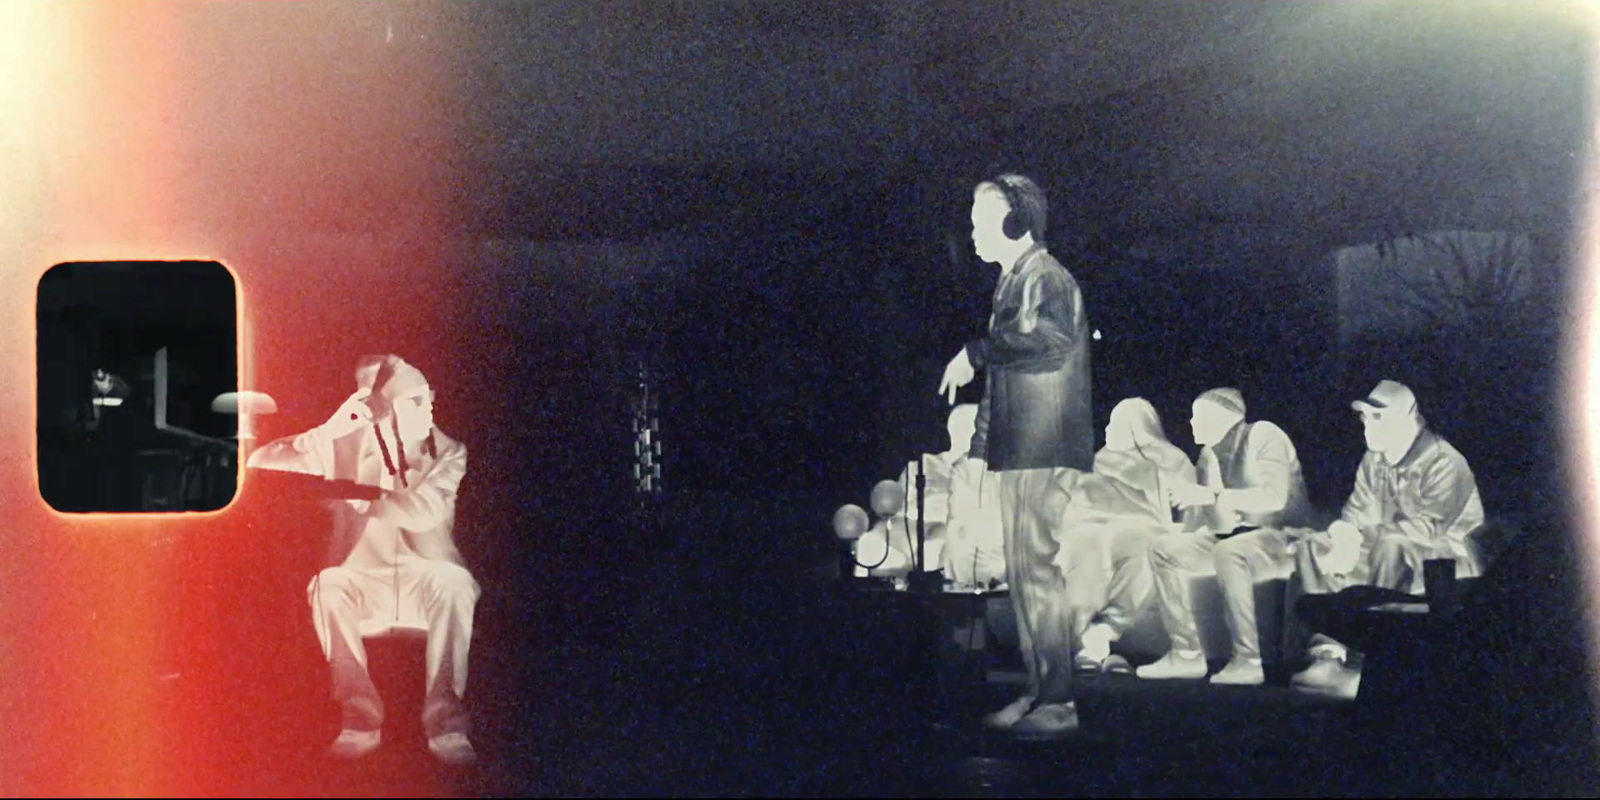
[990,175,1030,241]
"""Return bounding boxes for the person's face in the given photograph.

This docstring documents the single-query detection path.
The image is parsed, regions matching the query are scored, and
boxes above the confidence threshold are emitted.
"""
[1189,400,1236,447]
[393,387,436,442]
[1104,407,1136,451]
[1359,404,1414,454]
[92,370,111,394]
[970,191,1012,265]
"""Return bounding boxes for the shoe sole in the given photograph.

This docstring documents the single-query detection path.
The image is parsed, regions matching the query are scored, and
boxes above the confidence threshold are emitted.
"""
[1291,681,1358,698]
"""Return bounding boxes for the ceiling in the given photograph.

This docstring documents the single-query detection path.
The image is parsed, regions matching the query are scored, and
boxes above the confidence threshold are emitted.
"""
[44,1,1596,247]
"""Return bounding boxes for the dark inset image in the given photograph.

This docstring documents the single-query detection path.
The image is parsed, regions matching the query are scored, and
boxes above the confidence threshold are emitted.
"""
[37,261,240,512]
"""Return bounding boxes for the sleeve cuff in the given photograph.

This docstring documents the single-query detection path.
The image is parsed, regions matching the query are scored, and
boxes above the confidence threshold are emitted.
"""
[294,427,337,479]
[964,339,987,370]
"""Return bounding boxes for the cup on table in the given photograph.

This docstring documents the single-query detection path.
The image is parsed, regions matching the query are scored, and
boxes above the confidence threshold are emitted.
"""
[1423,558,1459,616]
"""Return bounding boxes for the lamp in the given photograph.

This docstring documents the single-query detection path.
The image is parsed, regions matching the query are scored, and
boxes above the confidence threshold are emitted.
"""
[210,390,279,440]
[836,489,909,580]
[832,503,869,541]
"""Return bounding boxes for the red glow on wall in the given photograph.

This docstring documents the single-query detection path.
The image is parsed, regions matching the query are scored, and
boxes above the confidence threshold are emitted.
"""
[3,2,470,794]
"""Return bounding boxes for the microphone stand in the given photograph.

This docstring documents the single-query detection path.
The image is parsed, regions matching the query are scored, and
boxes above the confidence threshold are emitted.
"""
[906,454,943,593]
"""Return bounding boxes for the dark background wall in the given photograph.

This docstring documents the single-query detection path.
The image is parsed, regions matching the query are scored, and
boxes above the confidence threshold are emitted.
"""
[6,3,1592,793]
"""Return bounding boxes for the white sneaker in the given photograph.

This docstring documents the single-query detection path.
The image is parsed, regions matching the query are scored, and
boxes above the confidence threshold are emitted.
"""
[1208,658,1265,685]
[1292,658,1361,700]
[328,728,381,759]
[1135,650,1208,680]
[982,695,1036,731]
[1011,702,1080,740]
[428,732,477,765]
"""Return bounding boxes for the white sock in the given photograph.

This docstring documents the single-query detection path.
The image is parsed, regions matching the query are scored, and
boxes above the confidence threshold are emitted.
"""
[1079,623,1115,662]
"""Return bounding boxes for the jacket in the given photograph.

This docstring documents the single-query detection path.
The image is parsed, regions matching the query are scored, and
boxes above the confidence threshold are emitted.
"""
[1341,426,1484,573]
[1188,419,1315,532]
[247,423,468,570]
[965,244,1094,472]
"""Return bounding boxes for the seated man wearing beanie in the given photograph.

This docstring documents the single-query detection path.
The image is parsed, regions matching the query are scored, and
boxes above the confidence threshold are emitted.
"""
[1136,387,1317,685]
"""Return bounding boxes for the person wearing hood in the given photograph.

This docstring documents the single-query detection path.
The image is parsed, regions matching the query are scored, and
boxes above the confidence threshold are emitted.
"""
[1137,387,1316,686]
[1288,380,1486,699]
[247,355,479,765]
[1060,398,1196,673]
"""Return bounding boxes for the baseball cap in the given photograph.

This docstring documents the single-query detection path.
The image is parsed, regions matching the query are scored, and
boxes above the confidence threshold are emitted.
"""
[1352,380,1417,413]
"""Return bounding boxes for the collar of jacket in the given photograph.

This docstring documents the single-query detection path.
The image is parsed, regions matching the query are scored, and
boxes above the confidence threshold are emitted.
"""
[1007,242,1048,274]
[1216,418,1248,451]
[1381,426,1438,472]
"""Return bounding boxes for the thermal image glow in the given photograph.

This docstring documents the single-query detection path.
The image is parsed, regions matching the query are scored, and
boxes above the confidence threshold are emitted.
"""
[1572,5,1600,730]
[1,2,461,794]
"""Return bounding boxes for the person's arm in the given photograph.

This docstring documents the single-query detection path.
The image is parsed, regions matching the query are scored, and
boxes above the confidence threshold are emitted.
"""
[1219,424,1294,514]
[968,383,991,461]
[1367,451,1478,547]
[966,268,1082,372]
[1174,447,1214,532]
[366,436,467,532]
[246,389,373,479]
[246,427,336,479]
[1339,453,1384,532]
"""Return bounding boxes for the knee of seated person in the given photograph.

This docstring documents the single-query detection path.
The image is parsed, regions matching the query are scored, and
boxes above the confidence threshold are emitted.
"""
[1212,535,1251,565]
[418,560,479,601]
[1148,534,1183,565]
[1018,558,1060,588]
[311,566,359,596]
[1372,533,1412,558]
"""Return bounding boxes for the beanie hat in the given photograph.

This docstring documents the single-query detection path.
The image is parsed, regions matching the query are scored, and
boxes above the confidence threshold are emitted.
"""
[1196,387,1246,417]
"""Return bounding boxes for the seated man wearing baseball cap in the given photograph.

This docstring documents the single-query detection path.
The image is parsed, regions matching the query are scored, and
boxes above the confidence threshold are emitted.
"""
[1288,380,1486,699]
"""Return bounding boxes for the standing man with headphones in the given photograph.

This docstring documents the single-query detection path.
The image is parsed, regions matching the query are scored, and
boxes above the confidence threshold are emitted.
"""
[939,173,1094,739]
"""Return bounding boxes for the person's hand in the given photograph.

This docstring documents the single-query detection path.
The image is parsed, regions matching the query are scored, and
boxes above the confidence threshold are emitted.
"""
[938,348,975,405]
[320,387,374,439]
[1168,482,1217,509]
[1322,520,1363,575]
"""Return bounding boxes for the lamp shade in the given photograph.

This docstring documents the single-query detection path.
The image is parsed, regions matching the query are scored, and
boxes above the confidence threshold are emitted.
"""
[870,479,905,517]
[832,504,869,541]
[210,391,279,415]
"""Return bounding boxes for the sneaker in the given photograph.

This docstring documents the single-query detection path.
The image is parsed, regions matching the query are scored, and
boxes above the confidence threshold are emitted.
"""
[328,728,381,759]
[1011,702,1079,741]
[1208,658,1265,686]
[1292,657,1361,699]
[982,695,1036,731]
[428,732,477,765]
[1135,650,1208,680]
[1073,652,1106,677]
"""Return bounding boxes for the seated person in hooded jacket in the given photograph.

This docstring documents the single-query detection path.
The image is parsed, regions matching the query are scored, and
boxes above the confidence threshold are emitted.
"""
[1054,398,1195,672]
[246,354,479,766]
